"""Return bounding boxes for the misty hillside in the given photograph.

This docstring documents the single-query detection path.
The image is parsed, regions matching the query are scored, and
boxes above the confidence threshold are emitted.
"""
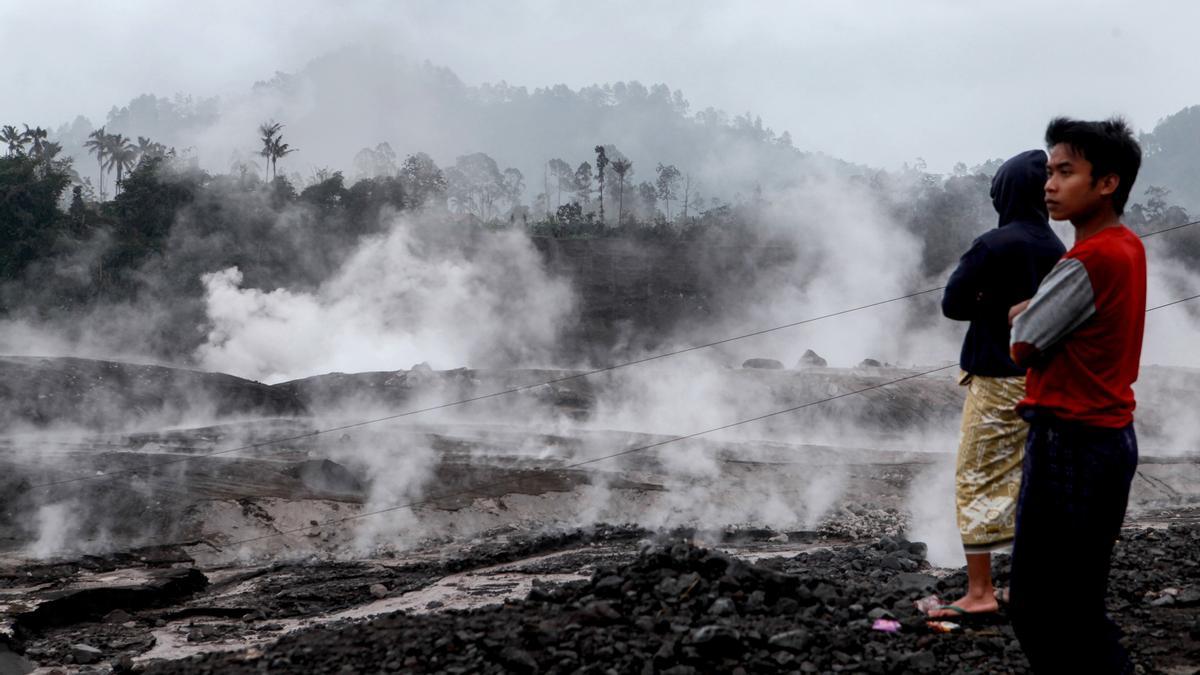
[4,46,1200,381]
[49,47,863,204]
[40,46,1200,216]
[1137,104,1200,213]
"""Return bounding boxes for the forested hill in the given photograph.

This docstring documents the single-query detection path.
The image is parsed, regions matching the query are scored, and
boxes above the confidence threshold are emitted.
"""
[47,46,1198,216]
[4,47,1197,375]
[49,46,863,204]
[1138,105,1200,214]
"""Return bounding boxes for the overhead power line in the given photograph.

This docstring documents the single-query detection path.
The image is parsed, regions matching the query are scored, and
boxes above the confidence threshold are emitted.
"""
[226,292,1200,548]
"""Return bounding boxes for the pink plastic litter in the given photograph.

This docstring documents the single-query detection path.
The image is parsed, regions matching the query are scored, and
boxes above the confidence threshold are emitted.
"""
[913,594,942,614]
[872,619,902,633]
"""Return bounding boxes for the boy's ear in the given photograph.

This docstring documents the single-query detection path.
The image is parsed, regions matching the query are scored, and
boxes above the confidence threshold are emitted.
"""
[1097,173,1120,198]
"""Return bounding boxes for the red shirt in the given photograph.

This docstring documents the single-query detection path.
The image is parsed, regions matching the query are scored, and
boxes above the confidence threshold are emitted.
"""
[1010,226,1146,427]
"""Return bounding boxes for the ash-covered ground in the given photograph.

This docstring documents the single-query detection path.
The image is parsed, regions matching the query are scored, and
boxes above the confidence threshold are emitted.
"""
[2,356,1200,674]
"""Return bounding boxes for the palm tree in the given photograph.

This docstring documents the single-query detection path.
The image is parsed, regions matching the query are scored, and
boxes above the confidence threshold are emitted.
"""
[34,140,62,169]
[84,127,108,200]
[1,125,26,156]
[133,135,167,165]
[259,121,282,181]
[103,133,135,197]
[611,159,631,224]
[269,137,296,181]
[23,125,47,159]
[594,146,608,224]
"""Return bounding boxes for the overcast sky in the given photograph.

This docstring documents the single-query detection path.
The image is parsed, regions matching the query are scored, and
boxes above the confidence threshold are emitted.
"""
[3,0,1197,172]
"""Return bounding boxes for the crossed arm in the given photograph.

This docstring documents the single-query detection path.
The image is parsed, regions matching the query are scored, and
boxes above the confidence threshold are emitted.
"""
[1008,257,1096,368]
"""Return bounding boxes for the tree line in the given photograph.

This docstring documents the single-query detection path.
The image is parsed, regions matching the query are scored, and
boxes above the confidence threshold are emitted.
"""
[3,115,1195,360]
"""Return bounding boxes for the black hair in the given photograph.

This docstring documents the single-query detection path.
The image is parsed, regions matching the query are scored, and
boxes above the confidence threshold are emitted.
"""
[1045,116,1142,215]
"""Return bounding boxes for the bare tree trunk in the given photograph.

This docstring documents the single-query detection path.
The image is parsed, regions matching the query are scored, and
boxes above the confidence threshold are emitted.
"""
[682,173,692,221]
[617,178,624,224]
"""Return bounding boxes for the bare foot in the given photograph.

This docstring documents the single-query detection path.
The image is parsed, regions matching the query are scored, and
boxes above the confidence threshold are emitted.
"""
[926,590,999,618]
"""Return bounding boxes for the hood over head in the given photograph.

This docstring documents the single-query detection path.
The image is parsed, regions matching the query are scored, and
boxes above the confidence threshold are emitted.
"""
[990,149,1049,227]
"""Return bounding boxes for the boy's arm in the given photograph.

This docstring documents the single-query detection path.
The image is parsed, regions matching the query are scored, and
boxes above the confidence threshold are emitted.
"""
[941,240,991,321]
[1010,257,1096,367]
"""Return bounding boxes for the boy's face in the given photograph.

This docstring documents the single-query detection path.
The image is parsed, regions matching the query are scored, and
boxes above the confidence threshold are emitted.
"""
[1044,143,1118,223]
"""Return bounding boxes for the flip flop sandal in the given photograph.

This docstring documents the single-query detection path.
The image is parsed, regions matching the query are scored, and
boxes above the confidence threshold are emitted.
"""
[930,605,1001,624]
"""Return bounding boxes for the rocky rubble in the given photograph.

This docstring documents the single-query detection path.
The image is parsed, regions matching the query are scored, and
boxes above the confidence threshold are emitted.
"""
[142,523,1200,674]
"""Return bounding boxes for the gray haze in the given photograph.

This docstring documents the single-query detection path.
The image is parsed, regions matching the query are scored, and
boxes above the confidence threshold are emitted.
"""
[4,0,1199,172]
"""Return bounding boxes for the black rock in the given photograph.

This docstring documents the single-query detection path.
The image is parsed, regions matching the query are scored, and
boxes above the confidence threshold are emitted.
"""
[594,575,624,597]
[796,350,828,368]
[282,459,365,495]
[887,573,938,593]
[742,358,784,370]
[686,625,743,654]
[905,650,937,672]
[1175,587,1200,606]
[812,582,839,604]
[1149,594,1175,607]
[767,629,810,652]
[709,597,735,616]
[653,637,677,663]
[71,643,103,665]
[500,646,539,674]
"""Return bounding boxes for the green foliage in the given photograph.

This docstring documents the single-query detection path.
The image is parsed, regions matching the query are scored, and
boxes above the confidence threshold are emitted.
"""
[300,170,347,210]
[346,175,407,235]
[902,172,993,278]
[1126,185,1196,267]
[1136,106,1200,214]
[399,152,447,208]
[101,156,203,291]
[445,153,523,221]
[0,154,71,283]
[0,125,26,156]
[655,163,681,219]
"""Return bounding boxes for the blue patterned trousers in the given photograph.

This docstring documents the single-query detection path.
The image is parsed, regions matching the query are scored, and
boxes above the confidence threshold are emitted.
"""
[1010,412,1138,674]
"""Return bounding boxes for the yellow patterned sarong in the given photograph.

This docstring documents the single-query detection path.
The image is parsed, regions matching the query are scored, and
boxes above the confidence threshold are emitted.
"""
[955,371,1028,554]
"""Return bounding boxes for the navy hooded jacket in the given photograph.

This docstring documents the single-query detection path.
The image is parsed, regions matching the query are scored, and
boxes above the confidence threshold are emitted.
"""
[942,149,1066,377]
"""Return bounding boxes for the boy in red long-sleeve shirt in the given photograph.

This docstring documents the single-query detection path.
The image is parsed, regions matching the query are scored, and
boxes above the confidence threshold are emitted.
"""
[1008,117,1144,674]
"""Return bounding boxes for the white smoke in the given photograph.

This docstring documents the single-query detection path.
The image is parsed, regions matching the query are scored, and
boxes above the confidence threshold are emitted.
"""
[195,216,576,383]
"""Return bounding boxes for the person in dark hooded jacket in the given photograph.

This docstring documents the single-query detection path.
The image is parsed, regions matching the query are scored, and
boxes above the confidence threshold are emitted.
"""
[927,150,1065,618]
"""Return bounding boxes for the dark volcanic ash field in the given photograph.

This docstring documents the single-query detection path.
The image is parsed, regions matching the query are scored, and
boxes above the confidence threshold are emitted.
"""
[2,355,1200,673]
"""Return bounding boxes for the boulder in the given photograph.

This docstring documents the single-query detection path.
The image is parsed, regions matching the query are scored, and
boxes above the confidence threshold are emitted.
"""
[70,643,102,665]
[16,568,208,631]
[796,349,828,368]
[742,358,784,370]
[283,459,365,496]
